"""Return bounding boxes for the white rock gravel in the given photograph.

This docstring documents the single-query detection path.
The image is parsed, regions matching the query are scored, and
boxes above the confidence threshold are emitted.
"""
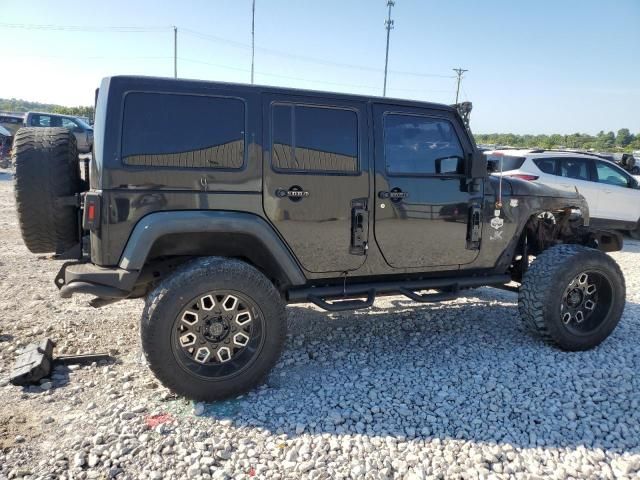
[0,169,639,479]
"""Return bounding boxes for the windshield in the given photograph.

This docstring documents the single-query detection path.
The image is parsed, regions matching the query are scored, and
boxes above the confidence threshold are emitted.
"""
[72,117,92,129]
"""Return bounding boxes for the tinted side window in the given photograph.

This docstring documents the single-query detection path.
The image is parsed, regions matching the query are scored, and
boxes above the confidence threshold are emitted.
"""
[596,161,630,187]
[30,114,51,127]
[384,114,464,175]
[122,93,245,169]
[271,104,358,173]
[559,158,590,181]
[533,158,556,175]
[271,105,293,170]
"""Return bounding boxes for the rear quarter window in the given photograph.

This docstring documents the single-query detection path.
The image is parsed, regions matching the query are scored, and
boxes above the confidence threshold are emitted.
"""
[533,158,557,174]
[486,155,526,171]
[121,93,245,169]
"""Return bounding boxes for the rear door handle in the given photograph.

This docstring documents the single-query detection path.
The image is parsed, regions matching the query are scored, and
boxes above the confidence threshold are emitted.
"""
[378,190,409,199]
[275,187,309,200]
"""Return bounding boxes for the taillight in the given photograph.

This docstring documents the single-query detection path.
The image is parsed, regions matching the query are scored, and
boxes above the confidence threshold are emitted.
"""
[82,192,101,231]
[506,174,539,181]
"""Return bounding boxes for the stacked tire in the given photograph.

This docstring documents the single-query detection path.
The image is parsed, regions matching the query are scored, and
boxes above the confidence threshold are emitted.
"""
[12,127,83,254]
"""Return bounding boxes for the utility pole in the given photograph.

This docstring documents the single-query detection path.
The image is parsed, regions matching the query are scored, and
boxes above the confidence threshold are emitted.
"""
[453,67,468,104]
[173,26,178,78]
[251,0,256,84]
[382,0,395,97]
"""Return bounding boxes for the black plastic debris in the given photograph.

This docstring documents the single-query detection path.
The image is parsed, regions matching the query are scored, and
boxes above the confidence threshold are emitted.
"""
[9,338,112,386]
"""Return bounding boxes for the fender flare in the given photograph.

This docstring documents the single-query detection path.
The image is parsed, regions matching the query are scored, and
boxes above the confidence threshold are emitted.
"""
[118,210,307,286]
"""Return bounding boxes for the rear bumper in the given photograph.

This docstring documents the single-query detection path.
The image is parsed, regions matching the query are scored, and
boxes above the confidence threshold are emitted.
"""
[55,261,139,301]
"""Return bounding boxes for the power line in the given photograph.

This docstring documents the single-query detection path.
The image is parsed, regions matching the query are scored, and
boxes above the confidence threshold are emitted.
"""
[4,54,173,61]
[0,22,169,32]
[0,21,457,84]
[180,27,454,79]
[179,56,453,95]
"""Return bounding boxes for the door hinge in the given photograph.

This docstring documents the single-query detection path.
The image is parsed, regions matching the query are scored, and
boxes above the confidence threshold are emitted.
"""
[467,203,482,250]
[350,198,369,255]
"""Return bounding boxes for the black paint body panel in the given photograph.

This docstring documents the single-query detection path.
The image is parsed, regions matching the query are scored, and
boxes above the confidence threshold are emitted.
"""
[89,75,591,288]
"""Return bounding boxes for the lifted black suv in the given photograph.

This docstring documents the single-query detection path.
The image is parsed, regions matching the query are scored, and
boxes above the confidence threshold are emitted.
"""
[13,76,626,401]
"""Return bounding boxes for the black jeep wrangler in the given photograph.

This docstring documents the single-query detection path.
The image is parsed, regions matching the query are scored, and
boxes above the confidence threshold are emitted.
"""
[12,76,626,401]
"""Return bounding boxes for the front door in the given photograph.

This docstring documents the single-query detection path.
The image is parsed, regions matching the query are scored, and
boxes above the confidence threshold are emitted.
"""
[593,160,639,222]
[262,94,369,273]
[373,104,480,269]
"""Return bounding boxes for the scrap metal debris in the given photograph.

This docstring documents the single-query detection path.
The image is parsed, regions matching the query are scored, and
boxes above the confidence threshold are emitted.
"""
[9,338,112,386]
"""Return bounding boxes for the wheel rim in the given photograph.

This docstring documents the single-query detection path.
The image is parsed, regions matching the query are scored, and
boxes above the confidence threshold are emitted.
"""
[560,270,613,335]
[171,290,265,381]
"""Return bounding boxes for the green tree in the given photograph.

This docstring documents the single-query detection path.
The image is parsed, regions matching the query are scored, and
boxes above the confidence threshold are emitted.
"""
[616,128,633,147]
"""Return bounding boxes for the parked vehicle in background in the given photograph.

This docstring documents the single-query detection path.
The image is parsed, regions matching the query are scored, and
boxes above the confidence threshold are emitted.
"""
[0,125,12,168]
[0,113,25,136]
[24,111,93,153]
[487,149,640,239]
[11,76,626,401]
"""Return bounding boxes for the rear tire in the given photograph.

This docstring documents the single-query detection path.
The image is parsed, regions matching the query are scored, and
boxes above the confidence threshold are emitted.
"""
[13,127,81,253]
[629,225,640,240]
[141,257,287,401]
[518,244,625,351]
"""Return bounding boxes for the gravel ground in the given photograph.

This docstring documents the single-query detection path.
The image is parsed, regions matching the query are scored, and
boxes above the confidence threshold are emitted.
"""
[0,168,639,479]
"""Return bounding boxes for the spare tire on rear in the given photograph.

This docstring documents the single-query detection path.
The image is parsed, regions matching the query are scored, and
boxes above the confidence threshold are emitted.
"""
[13,127,82,253]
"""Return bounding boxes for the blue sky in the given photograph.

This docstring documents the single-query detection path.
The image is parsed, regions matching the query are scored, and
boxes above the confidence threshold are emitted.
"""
[2,0,639,134]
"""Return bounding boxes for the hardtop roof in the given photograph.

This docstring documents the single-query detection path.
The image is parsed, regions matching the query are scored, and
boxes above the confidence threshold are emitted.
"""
[105,75,457,113]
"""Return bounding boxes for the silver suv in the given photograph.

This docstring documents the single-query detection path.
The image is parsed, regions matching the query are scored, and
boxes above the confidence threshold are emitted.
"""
[24,112,93,153]
[487,149,640,238]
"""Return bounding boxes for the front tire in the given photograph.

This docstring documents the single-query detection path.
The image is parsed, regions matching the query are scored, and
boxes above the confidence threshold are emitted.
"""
[518,244,625,351]
[629,224,640,240]
[141,257,286,401]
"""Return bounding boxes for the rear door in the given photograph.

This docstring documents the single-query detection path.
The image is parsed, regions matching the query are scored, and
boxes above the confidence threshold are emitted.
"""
[262,95,369,273]
[372,104,480,269]
[554,157,602,217]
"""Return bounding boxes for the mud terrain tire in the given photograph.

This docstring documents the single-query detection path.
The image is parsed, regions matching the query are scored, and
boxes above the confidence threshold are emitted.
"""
[13,127,81,253]
[519,244,625,351]
[141,257,287,401]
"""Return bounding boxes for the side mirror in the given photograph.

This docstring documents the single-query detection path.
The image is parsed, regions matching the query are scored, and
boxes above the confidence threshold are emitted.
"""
[435,156,462,175]
[468,151,488,178]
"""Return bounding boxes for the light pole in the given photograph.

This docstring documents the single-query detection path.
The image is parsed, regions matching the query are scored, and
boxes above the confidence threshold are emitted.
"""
[382,0,395,97]
[251,0,256,84]
[173,26,178,78]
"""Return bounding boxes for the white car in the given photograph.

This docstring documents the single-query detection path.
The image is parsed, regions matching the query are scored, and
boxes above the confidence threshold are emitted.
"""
[486,149,640,239]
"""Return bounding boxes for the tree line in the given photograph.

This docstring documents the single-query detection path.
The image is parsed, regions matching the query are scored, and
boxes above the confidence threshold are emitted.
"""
[474,129,640,154]
[0,98,94,122]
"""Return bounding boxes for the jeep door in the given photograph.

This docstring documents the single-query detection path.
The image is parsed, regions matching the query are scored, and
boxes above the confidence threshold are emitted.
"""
[262,95,369,273]
[372,104,480,268]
